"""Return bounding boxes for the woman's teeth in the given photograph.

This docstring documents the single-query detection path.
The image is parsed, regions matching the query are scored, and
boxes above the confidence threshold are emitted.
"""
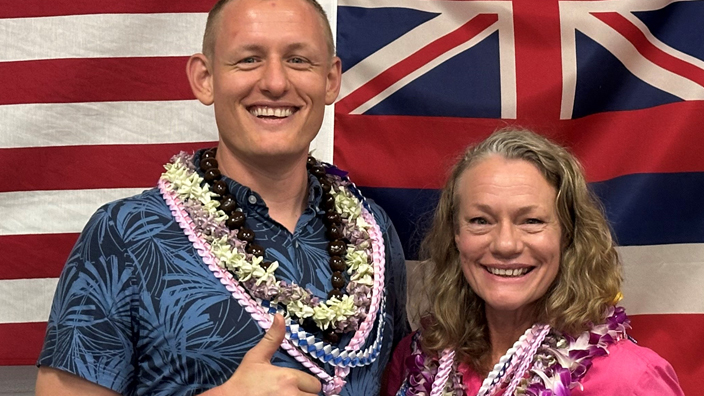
[486,267,531,277]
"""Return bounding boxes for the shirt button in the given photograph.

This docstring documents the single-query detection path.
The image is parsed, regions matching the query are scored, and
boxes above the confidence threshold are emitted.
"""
[248,195,257,204]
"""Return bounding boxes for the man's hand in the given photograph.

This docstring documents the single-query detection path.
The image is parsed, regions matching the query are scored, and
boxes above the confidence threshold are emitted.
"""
[212,314,322,396]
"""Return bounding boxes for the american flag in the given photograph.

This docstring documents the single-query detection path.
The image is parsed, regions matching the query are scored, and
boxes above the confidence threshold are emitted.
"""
[0,0,702,394]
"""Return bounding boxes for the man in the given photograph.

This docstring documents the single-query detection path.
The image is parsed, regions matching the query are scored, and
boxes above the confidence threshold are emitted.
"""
[34,0,409,395]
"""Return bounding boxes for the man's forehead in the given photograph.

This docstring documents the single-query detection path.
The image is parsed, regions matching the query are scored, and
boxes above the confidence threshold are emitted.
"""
[212,0,334,57]
[217,0,321,36]
[220,0,316,19]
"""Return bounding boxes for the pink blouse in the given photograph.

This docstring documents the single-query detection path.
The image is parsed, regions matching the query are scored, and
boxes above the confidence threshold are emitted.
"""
[384,333,684,396]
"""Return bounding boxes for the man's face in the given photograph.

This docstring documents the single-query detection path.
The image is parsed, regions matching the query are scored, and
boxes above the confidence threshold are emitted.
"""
[208,0,341,163]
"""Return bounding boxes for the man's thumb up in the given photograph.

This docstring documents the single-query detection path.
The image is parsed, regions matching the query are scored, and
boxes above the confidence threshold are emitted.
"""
[243,314,286,363]
[221,314,322,395]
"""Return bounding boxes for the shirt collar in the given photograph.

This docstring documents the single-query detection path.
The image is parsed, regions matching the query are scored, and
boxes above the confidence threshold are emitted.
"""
[194,148,323,212]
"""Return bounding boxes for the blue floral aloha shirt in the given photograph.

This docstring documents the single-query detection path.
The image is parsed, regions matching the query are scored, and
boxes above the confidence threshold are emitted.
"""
[38,151,409,396]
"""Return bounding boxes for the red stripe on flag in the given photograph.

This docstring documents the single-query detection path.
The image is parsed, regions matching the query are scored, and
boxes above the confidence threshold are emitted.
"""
[629,313,704,396]
[512,1,563,120]
[0,322,47,365]
[334,100,704,188]
[0,0,214,18]
[335,13,499,115]
[0,234,79,280]
[0,143,216,193]
[0,57,193,105]
[593,12,704,87]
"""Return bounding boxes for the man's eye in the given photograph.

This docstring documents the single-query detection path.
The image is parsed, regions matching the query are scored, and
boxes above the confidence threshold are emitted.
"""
[239,57,257,64]
[288,57,308,64]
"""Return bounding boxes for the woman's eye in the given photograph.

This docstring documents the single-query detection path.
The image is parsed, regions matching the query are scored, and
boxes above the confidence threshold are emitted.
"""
[525,218,544,225]
[469,217,488,225]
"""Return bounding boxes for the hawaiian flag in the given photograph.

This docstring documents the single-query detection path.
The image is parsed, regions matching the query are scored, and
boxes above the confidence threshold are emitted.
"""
[0,0,702,394]
[334,0,704,394]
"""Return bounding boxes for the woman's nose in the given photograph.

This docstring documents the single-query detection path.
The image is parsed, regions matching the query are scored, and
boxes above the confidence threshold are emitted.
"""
[490,222,523,258]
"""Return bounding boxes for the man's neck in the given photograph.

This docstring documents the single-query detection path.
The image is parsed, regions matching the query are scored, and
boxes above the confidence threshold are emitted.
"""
[215,147,309,233]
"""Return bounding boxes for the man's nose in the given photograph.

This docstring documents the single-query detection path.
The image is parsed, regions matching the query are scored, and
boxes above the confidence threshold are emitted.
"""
[259,60,289,96]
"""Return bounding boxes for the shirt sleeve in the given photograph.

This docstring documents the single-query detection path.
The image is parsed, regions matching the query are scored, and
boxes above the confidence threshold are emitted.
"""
[37,203,137,394]
[576,339,685,396]
[632,356,685,396]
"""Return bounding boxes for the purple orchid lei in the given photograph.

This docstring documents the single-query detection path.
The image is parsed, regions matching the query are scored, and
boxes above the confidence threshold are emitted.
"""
[522,306,630,396]
[160,152,376,333]
[402,306,630,396]
[404,332,466,396]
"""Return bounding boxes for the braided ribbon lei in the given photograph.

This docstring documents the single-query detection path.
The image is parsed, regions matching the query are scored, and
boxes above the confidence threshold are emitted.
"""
[429,348,456,396]
[430,324,551,396]
[503,324,551,395]
[160,179,386,396]
[475,324,535,396]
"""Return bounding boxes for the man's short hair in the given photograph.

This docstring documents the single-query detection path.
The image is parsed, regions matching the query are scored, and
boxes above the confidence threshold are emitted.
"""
[201,0,336,60]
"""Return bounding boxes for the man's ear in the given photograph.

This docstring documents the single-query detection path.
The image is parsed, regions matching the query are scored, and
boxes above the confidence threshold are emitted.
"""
[187,53,214,105]
[325,56,342,105]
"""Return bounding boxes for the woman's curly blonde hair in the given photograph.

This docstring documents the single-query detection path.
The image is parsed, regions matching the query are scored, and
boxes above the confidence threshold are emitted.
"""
[417,128,622,373]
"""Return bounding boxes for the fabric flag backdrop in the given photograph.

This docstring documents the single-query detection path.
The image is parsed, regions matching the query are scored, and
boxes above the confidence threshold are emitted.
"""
[0,0,702,394]
[334,0,704,394]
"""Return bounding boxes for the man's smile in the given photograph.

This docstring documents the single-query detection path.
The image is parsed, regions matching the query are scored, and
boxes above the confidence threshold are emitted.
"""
[248,105,299,118]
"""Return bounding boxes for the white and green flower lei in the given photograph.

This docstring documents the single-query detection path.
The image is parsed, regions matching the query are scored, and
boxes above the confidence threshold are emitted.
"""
[160,152,375,332]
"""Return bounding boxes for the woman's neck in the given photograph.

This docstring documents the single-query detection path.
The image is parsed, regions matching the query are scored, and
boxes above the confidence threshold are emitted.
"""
[484,305,536,369]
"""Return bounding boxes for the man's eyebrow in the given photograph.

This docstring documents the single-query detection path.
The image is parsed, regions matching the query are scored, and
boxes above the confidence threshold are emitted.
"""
[285,42,310,51]
[231,42,314,54]
[236,44,265,52]
[278,42,318,55]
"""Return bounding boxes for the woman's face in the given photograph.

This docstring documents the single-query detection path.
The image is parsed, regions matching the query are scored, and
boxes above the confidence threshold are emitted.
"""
[454,155,562,318]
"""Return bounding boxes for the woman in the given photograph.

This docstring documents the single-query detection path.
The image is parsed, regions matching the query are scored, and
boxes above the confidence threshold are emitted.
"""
[385,130,684,396]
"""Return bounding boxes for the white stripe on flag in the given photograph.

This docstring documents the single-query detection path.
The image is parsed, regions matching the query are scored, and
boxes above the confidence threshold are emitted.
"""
[0,278,58,324]
[0,101,334,157]
[620,243,704,315]
[0,189,148,236]
[313,106,335,163]
[406,243,704,326]
[3,243,703,324]
[0,101,217,148]
[0,13,207,62]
